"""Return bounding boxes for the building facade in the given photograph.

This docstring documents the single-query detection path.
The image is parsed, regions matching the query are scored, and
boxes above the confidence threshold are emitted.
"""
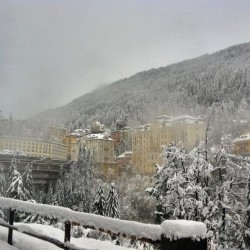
[116,151,133,175]
[63,133,80,160]
[233,134,250,157]
[0,136,67,161]
[46,125,69,143]
[132,115,205,174]
[82,134,115,164]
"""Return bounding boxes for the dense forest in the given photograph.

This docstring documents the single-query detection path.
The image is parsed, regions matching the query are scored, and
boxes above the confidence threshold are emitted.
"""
[30,42,250,136]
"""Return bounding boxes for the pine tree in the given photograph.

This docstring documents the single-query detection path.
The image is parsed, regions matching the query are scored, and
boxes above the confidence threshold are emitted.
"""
[211,144,248,249]
[0,167,6,219]
[7,170,26,200]
[45,182,54,205]
[72,146,96,212]
[106,183,120,218]
[53,164,72,208]
[53,147,97,212]
[148,140,249,249]
[92,186,106,216]
[148,144,187,223]
[7,157,17,187]
[0,167,6,197]
[22,163,33,200]
[245,176,250,248]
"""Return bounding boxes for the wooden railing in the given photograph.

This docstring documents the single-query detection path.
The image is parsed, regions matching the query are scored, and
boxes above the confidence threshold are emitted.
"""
[0,197,207,250]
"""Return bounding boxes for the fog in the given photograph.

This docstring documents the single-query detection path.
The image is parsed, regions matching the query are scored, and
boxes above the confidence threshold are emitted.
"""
[1,0,250,119]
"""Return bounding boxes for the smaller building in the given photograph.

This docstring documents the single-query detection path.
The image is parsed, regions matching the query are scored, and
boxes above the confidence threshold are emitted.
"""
[63,133,81,160]
[116,151,133,175]
[233,134,250,157]
[111,130,123,150]
[82,133,115,164]
[90,121,105,134]
[70,140,80,162]
[111,127,133,152]
[46,125,69,143]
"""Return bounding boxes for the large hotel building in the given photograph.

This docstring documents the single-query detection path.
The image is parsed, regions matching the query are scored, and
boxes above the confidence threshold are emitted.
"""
[0,136,67,161]
[132,115,205,174]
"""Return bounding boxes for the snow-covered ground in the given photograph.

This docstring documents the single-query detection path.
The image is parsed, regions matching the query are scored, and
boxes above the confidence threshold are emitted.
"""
[0,239,18,250]
[0,223,133,250]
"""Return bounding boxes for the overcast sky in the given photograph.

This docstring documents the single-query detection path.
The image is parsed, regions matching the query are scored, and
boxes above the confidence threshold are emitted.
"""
[1,0,250,119]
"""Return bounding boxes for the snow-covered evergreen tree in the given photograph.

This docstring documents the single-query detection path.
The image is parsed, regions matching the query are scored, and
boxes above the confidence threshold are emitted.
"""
[53,146,97,212]
[210,142,248,249]
[53,164,72,208]
[7,157,17,187]
[119,174,155,222]
[0,167,6,197]
[0,167,6,219]
[75,146,97,212]
[148,144,188,223]
[148,139,250,249]
[245,175,250,248]
[7,169,26,200]
[22,163,33,200]
[92,186,106,216]
[106,183,120,218]
[45,182,55,205]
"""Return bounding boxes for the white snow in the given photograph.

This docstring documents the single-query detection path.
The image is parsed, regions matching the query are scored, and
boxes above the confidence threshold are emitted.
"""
[0,198,207,244]
[161,220,207,240]
[0,150,26,156]
[0,239,18,250]
[0,197,161,241]
[116,151,132,159]
[87,134,113,141]
[233,133,250,142]
[0,223,131,250]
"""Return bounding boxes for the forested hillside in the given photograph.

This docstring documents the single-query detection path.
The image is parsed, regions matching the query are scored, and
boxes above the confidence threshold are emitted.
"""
[31,42,250,133]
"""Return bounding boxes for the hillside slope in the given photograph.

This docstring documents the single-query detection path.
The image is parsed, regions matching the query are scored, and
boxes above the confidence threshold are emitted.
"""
[31,42,250,129]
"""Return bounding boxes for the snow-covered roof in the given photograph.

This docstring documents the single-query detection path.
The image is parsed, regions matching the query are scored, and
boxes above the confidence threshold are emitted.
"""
[0,150,26,156]
[117,151,132,158]
[0,136,67,147]
[74,129,85,132]
[87,134,113,141]
[233,133,250,142]
[156,115,172,122]
[133,115,203,133]
[70,132,81,137]
[166,115,203,124]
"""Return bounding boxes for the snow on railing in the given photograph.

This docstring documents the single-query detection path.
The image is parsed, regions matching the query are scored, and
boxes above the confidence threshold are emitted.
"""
[0,197,207,250]
[0,197,160,241]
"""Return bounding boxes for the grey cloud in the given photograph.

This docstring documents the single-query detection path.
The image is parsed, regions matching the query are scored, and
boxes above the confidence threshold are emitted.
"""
[1,0,250,118]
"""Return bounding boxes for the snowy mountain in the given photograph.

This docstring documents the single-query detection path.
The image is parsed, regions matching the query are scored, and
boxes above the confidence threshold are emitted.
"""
[30,42,250,129]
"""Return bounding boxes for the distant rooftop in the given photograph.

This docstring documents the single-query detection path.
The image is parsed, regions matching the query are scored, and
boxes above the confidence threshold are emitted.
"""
[117,151,132,158]
[135,115,203,132]
[87,133,113,141]
[233,133,250,142]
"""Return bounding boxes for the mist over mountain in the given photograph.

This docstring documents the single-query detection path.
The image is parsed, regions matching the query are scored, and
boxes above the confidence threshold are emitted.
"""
[31,42,250,131]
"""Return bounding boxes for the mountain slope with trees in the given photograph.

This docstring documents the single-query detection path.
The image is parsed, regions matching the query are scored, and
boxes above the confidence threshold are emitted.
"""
[31,42,250,130]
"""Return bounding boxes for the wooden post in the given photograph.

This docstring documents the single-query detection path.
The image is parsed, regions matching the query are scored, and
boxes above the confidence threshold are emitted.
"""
[8,209,15,245]
[161,235,207,250]
[64,221,71,243]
